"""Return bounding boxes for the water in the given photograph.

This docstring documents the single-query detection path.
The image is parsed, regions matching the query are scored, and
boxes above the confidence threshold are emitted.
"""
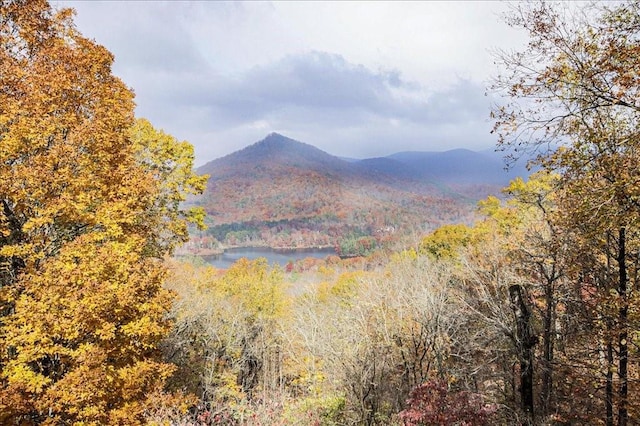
[203,247,335,269]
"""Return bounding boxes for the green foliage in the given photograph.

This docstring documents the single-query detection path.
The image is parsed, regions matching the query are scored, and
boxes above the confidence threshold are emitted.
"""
[206,222,261,244]
[336,230,378,257]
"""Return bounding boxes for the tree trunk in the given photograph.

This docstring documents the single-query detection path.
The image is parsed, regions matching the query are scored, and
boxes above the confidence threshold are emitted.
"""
[509,284,536,424]
[541,274,555,417]
[617,227,628,426]
[606,337,614,426]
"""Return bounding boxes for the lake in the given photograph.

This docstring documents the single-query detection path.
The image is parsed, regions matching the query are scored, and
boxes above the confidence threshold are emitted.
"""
[204,247,336,269]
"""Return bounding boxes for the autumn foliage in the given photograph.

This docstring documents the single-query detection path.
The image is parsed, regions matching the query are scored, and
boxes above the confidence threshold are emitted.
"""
[398,379,496,426]
[0,1,205,424]
[7,1,640,425]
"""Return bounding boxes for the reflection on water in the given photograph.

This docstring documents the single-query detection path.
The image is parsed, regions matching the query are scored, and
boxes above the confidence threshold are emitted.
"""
[203,247,335,269]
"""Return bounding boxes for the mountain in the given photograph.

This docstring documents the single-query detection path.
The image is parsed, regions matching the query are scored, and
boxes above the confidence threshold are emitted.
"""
[199,132,371,195]
[196,132,455,221]
[189,133,531,251]
[388,149,511,184]
[200,132,351,177]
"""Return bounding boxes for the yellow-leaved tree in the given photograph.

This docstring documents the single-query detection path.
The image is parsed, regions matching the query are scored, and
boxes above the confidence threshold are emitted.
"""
[0,1,206,424]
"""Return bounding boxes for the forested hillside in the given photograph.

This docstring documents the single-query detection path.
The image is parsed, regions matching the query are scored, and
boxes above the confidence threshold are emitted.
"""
[187,133,518,254]
[4,1,640,426]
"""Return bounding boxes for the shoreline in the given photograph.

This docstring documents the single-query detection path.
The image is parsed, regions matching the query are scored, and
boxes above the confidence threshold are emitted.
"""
[176,244,336,258]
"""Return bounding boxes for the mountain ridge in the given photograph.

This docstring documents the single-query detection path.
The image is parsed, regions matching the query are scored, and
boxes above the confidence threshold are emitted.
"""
[188,133,531,252]
[198,133,528,188]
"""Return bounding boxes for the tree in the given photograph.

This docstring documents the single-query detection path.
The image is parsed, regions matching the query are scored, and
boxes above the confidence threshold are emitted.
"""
[458,217,536,424]
[492,2,640,424]
[290,256,470,425]
[0,1,205,423]
[129,117,207,256]
[418,223,475,260]
[503,172,570,418]
[398,379,496,426]
[164,258,290,420]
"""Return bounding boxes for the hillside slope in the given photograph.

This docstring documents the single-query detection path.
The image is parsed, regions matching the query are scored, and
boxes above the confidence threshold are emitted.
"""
[189,133,529,251]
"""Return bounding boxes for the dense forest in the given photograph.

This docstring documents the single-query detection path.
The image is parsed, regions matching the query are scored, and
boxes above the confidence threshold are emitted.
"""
[3,1,640,425]
[184,133,490,257]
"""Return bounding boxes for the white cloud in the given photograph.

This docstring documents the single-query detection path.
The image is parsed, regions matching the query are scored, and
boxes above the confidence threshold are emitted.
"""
[55,0,528,164]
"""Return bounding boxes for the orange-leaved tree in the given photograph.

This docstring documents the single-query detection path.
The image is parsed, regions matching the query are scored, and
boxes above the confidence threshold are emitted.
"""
[0,1,206,424]
[492,2,640,424]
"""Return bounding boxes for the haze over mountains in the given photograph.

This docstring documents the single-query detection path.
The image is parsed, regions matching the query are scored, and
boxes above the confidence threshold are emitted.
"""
[197,132,529,205]
[188,133,531,250]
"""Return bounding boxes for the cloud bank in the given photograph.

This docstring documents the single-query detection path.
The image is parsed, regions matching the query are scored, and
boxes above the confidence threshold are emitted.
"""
[57,1,526,164]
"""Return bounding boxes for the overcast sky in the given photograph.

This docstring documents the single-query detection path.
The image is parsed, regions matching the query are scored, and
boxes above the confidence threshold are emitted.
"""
[54,1,529,165]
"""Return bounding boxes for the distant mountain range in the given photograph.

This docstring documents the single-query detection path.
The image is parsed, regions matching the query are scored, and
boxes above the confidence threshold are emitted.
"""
[189,133,532,249]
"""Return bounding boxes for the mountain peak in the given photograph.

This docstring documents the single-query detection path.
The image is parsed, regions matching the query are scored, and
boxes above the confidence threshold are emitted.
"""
[266,131,285,139]
[258,132,296,147]
[196,132,343,174]
[254,132,305,149]
[249,133,335,163]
